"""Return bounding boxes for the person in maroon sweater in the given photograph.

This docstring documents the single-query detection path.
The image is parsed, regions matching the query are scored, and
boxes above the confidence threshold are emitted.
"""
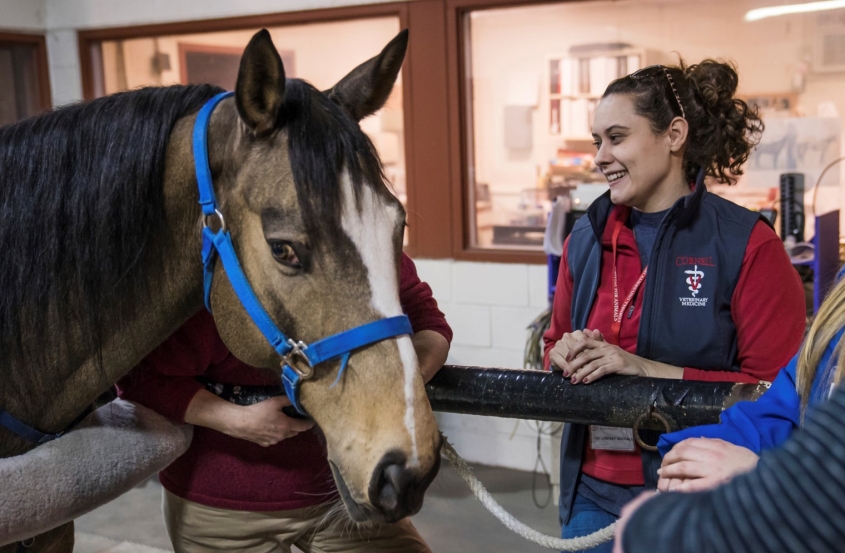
[118,253,451,553]
[542,61,806,551]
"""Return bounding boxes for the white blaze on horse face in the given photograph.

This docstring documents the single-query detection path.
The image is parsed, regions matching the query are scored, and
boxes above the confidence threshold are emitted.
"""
[340,174,420,467]
[397,335,420,467]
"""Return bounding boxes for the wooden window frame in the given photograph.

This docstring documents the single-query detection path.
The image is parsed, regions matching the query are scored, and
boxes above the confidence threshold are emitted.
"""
[0,31,52,116]
[76,0,560,263]
[444,0,567,264]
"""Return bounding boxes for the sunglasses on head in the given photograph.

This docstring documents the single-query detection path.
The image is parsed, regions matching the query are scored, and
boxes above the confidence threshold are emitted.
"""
[630,65,686,120]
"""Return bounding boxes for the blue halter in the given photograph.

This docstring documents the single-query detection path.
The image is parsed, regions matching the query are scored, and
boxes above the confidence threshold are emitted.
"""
[193,92,412,416]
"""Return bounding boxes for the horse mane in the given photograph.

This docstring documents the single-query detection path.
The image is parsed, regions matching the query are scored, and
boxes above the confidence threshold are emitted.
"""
[0,84,223,376]
[283,79,392,246]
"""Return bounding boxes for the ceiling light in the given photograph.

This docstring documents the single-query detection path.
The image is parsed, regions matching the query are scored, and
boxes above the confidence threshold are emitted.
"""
[745,0,845,21]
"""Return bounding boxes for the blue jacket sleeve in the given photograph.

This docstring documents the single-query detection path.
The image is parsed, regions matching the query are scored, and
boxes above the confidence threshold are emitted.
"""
[657,354,801,456]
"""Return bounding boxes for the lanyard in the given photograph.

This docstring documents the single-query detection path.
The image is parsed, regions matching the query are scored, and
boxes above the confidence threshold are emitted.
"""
[611,218,647,345]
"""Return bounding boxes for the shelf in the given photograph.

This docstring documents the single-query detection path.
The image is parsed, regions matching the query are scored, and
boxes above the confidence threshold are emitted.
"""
[547,48,667,137]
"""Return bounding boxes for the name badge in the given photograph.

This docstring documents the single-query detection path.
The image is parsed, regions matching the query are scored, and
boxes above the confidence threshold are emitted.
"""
[589,425,635,451]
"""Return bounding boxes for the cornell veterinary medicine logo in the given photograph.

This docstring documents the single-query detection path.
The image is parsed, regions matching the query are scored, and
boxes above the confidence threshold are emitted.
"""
[680,265,708,307]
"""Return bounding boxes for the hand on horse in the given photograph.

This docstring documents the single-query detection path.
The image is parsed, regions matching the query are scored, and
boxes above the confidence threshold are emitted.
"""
[228,396,315,447]
[657,437,759,492]
[186,389,313,448]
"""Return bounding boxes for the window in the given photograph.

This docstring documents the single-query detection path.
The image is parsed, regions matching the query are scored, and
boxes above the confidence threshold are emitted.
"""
[0,33,51,127]
[461,0,845,250]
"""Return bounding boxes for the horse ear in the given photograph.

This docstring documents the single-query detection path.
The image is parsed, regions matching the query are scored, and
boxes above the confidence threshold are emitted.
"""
[326,29,408,122]
[235,29,286,136]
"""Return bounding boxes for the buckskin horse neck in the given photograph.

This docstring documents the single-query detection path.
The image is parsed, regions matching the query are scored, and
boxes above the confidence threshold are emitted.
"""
[0,28,440,553]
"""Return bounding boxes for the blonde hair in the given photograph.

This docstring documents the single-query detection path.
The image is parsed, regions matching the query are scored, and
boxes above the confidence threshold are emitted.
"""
[797,277,845,417]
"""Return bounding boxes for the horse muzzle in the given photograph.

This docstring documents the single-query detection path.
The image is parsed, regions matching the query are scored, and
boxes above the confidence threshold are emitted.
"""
[330,445,442,524]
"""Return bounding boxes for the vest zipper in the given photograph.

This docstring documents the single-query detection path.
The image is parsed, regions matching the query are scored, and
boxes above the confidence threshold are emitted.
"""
[637,207,678,359]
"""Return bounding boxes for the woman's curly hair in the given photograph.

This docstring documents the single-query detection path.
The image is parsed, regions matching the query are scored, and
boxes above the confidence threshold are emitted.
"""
[604,59,764,184]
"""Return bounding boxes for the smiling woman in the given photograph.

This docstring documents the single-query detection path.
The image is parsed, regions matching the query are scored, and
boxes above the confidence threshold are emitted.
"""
[591,94,692,213]
[541,59,807,552]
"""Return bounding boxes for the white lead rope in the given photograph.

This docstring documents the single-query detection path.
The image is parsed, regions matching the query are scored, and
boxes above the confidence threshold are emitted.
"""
[441,438,616,551]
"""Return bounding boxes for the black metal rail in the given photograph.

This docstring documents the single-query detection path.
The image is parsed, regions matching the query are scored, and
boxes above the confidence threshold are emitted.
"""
[426,366,768,431]
[203,366,768,432]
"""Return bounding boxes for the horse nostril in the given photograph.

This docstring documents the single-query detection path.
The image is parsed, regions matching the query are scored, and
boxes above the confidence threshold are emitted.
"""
[369,451,409,517]
[367,449,439,522]
[385,463,404,490]
[378,463,404,512]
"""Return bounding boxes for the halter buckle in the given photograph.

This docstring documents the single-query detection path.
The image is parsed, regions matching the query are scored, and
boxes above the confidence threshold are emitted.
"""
[202,209,227,232]
[282,339,313,379]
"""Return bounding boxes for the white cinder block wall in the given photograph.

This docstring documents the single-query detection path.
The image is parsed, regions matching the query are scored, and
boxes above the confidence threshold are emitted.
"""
[2,0,563,480]
[0,0,46,30]
[416,260,562,484]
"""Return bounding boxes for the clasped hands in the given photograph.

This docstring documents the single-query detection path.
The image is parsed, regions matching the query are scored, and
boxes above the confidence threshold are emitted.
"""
[549,329,652,384]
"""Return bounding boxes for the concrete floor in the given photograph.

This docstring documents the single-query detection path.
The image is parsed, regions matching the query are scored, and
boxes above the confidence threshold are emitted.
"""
[74,460,561,553]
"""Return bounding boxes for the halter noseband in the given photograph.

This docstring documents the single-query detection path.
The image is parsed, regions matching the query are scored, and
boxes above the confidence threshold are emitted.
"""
[193,92,412,416]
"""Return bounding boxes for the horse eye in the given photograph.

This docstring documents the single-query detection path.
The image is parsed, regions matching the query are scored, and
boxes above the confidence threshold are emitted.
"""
[270,241,302,269]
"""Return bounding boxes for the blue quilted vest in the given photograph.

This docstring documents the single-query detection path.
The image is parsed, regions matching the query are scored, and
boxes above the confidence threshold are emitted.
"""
[558,178,764,523]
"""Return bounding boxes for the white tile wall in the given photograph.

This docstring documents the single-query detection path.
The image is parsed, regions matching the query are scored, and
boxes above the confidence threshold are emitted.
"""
[418,259,561,474]
[440,303,492,347]
[528,263,551,308]
[47,30,83,107]
[437,413,562,487]
[418,259,547,368]
[453,261,529,306]
[446,345,524,369]
[413,259,452,303]
[0,0,46,31]
[491,306,545,351]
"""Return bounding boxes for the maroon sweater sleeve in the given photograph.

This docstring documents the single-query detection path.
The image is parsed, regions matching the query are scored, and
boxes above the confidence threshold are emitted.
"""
[682,221,805,383]
[543,237,574,370]
[117,310,229,423]
[400,253,452,343]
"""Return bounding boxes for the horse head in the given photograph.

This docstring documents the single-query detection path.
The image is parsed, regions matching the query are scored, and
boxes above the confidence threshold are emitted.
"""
[199,29,440,523]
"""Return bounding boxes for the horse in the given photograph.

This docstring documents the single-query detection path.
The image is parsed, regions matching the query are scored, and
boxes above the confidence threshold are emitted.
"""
[0,28,441,552]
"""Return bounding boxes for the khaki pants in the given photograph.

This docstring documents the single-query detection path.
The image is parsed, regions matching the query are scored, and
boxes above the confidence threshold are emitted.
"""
[163,489,432,553]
